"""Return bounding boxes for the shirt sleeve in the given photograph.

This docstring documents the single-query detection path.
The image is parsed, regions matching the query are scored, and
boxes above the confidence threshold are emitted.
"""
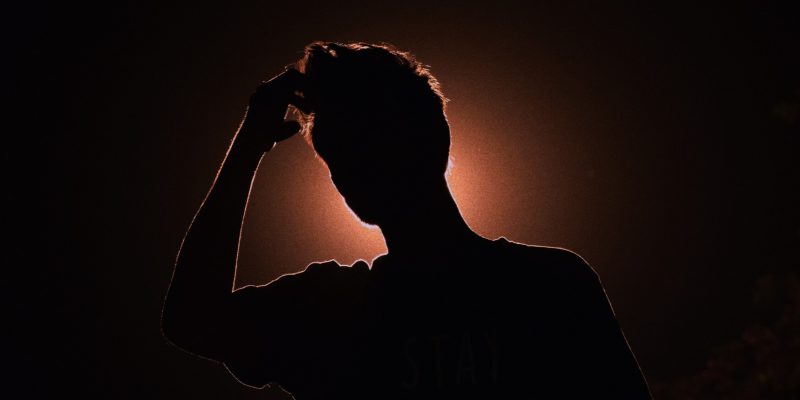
[564,253,652,399]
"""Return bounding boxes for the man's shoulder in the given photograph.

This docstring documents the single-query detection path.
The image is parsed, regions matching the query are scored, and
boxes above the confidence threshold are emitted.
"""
[287,258,369,280]
[235,259,370,297]
[492,237,597,281]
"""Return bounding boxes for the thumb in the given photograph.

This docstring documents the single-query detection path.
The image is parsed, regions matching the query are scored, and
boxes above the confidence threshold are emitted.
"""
[275,120,302,142]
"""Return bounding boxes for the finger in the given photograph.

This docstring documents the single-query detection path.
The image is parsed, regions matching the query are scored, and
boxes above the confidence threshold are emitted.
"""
[252,68,306,106]
[289,93,313,114]
[275,120,302,142]
[260,67,303,91]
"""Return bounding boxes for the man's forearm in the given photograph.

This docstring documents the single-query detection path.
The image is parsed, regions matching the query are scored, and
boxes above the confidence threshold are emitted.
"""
[176,132,264,291]
[162,127,266,356]
[161,68,302,358]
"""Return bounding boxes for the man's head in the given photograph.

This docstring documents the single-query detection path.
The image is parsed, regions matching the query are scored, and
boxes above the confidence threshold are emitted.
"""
[297,42,451,226]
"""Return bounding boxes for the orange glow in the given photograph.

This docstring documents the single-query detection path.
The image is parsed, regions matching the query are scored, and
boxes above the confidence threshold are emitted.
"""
[235,62,560,287]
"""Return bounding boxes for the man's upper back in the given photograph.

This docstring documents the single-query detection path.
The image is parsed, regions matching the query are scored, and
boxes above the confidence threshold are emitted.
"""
[220,237,651,399]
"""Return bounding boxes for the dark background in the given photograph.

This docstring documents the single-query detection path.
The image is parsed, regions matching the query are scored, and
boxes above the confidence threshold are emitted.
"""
[9,1,798,398]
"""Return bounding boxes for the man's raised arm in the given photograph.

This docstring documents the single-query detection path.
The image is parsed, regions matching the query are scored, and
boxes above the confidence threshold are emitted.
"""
[161,69,307,360]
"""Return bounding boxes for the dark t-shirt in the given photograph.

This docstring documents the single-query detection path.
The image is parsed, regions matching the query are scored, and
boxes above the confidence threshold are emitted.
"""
[219,237,651,399]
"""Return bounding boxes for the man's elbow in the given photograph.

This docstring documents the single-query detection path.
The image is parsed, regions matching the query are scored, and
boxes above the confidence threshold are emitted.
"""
[161,305,196,353]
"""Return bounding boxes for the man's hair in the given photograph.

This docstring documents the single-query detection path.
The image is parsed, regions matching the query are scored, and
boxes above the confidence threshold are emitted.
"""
[296,42,451,177]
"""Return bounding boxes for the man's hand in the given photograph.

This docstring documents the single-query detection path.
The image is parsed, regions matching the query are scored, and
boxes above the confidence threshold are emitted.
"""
[236,68,310,154]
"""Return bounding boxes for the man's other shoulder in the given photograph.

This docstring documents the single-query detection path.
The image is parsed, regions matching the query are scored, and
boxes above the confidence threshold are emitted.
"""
[273,259,370,292]
[235,260,370,299]
[495,237,598,281]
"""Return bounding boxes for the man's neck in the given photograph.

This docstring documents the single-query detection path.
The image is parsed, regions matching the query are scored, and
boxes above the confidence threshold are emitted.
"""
[379,185,483,257]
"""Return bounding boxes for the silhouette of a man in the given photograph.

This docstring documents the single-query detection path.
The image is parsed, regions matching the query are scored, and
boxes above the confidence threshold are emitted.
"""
[162,42,652,399]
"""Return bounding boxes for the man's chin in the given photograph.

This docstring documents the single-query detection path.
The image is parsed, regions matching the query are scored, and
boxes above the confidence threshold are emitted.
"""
[346,205,393,228]
[350,210,382,227]
[343,196,408,227]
